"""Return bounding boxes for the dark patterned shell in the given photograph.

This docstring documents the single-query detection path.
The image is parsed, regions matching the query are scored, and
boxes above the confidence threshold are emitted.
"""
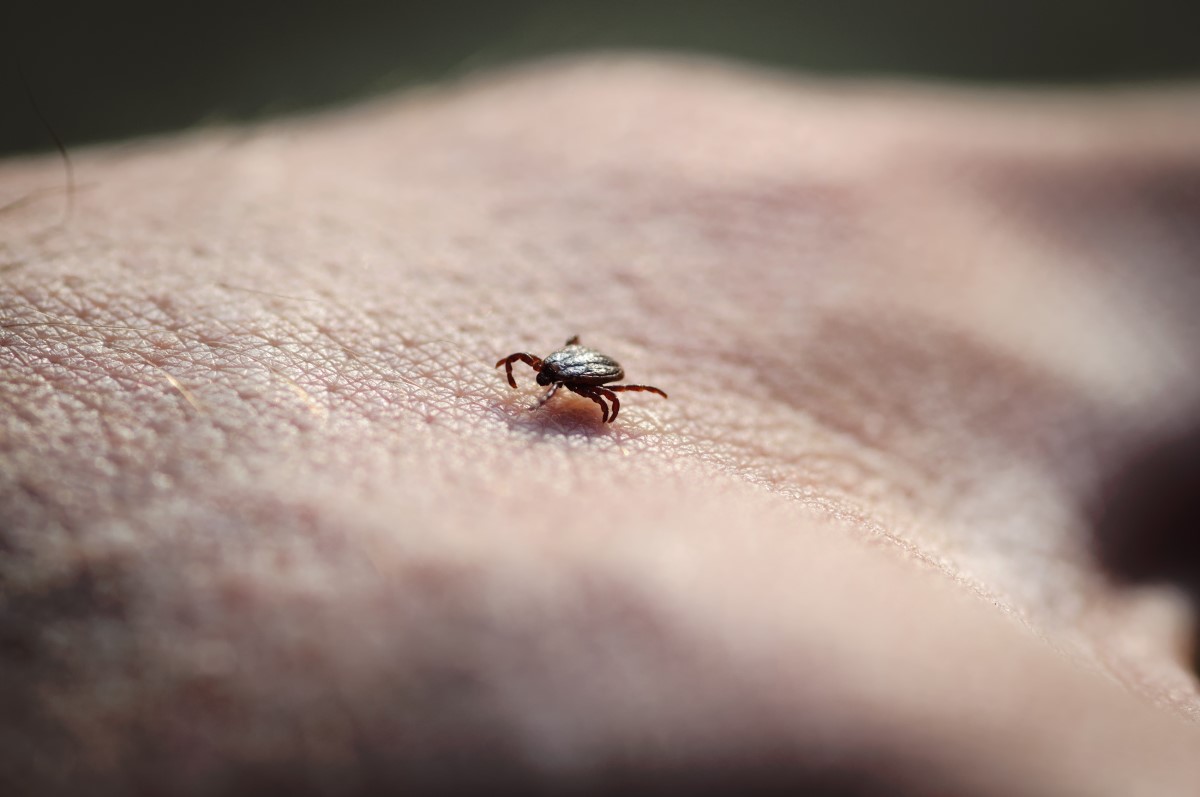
[542,344,624,385]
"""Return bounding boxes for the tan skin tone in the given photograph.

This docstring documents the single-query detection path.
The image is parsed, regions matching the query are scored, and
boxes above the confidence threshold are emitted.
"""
[2,57,1200,795]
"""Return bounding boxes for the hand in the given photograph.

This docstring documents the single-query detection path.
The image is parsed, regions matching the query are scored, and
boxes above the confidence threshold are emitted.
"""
[3,57,1200,795]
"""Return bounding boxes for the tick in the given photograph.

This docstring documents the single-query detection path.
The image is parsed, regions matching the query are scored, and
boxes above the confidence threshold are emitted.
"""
[495,335,668,423]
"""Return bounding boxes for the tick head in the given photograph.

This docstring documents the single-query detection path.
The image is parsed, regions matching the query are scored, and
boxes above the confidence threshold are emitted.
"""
[536,367,557,386]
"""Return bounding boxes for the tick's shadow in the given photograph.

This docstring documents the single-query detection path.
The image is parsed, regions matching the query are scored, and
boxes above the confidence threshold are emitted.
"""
[1089,417,1200,673]
[498,395,616,440]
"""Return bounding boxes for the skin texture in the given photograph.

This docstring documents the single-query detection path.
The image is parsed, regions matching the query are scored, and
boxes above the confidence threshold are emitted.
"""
[2,56,1200,795]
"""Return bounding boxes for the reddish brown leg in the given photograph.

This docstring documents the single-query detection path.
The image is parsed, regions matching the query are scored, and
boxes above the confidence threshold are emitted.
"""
[565,335,580,345]
[494,352,542,388]
[568,384,609,423]
[594,386,620,423]
[606,384,669,399]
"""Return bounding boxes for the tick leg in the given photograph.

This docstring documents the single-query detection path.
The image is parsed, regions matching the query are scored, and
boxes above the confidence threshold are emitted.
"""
[565,335,580,346]
[606,384,669,399]
[494,352,542,388]
[594,386,620,423]
[536,382,562,408]
[568,384,609,423]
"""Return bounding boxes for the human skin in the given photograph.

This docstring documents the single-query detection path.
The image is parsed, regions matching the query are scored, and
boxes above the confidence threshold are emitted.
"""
[2,56,1200,795]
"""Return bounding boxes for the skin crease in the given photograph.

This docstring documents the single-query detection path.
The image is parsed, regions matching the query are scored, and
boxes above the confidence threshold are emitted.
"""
[2,55,1200,794]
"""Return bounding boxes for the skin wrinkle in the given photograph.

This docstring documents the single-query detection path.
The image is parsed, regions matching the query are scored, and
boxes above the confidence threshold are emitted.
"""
[3,56,1200,793]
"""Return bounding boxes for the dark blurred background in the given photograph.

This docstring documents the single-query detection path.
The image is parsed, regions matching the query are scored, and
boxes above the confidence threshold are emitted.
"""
[4,0,1200,155]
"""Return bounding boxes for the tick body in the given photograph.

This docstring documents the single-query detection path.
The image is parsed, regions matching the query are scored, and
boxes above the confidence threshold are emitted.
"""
[495,336,668,423]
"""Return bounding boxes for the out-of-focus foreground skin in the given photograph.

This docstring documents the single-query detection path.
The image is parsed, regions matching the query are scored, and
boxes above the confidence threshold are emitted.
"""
[2,56,1200,795]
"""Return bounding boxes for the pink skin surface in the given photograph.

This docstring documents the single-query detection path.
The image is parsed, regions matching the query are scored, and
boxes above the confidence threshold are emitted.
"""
[2,57,1200,795]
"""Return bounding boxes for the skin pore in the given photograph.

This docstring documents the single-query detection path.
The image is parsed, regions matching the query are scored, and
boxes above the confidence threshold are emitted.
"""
[2,56,1200,795]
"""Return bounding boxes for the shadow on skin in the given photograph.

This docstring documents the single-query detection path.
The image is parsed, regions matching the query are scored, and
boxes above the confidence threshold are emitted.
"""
[1090,417,1200,673]
[499,390,617,440]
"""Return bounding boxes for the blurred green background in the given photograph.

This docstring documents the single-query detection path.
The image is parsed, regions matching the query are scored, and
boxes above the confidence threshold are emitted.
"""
[4,0,1199,155]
